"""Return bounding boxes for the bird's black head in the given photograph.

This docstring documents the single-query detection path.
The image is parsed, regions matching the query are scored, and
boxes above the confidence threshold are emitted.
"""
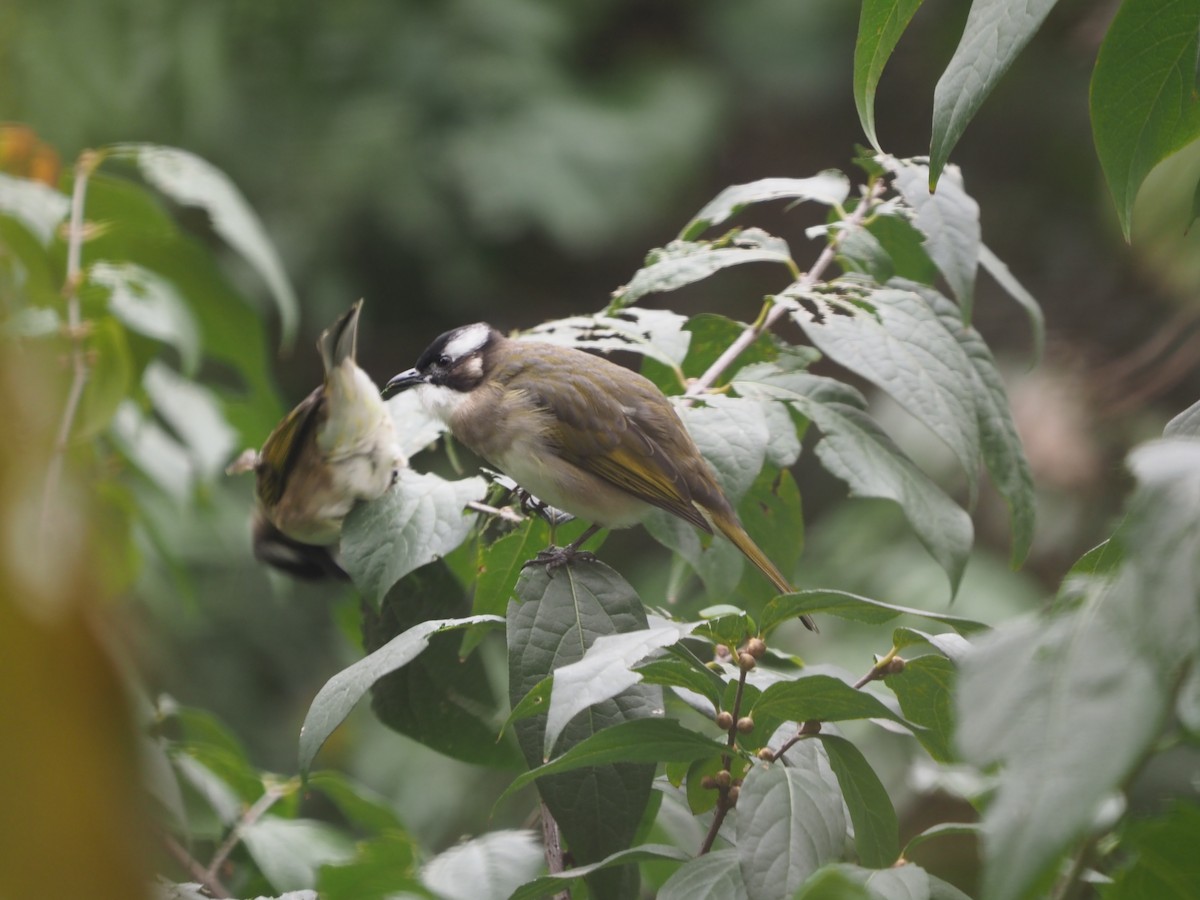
[382,322,499,398]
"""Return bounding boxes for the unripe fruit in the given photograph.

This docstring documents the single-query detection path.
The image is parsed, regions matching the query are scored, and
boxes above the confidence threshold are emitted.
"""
[736,716,755,734]
[728,786,740,804]
[714,644,731,660]
[701,775,717,790]
[715,770,732,789]
[887,656,907,675]
[757,747,775,761]
[715,711,734,730]
[738,652,757,671]
[745,637,766,658]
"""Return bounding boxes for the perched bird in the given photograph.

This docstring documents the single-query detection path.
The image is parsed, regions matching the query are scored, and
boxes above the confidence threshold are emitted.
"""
[383,323,815,630]
[229,300,404,579]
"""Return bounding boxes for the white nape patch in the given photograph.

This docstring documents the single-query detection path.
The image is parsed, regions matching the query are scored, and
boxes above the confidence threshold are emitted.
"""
[443,322,491,362]
[416,382,470,424]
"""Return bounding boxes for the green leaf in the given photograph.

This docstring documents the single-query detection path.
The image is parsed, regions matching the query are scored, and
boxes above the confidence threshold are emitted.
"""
[929,0,1060,187]
[79,315,134,440]
[801,862,974,899]
[1090,0,1200,238]
[543,619,700,758]
[784,283,982,500]
[760,591,986,637]
[978,244,1045,363]
[297,614,504,774]
[864,213,940,286]
[421,830,543,900]
[316,831,426,900]
[466,516,552,652]
[737,367,973,592]
[890,627,972,662]
[658,849,747,900]
[110,400,194,503]
[853,0,925,151]
[90,260,201,375]
[816,735,899,869]
[736,763,847,900]
[915,283,1034,566]
[341,468,487,608]
[793,865,873,900]
[142,361,238,481]
[522,307,691,370]
[503,718,726,799]
[901,822,981,859]
[612,229,794,307]
[957,615,1168,900]
[0,171,69,244]
[364,562,520,767]
[636,650,726,710]
[750,674,915,734]
[1108,803,1200,899]
[240,817,356,893]
[107,143,299,346]
[885,654,957,762]
[511,845,694,900]
[508,561,661,898]
[881,158,980,318]
[304,771,405,833]
[680,174,850,240]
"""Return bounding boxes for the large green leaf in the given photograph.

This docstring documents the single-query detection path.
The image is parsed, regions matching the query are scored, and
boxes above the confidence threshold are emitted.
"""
[880,159,979,319]
[421,830,543,900]
[736,763,846,900]
[680,174,850,240]
[978,244,1044,363]
[503,718,727,798]
[508,561,661,900]
[611,229,794,307]
[929,0,1060,186]
[750,674,916,735]
[817,735,899,869]
[541,619,700,757]
[240,817,356,893]
[783,283,982,499]
[511,845,693,900]
[1090,0,1200,238]
[885,654,957,763]
[90,260,201,375]
[363,562,520,767]
[107,143,299,345]
[297,613,504,774]
[341,468,486,608]
[521,307,691,370]
[142,361,237,481]
[736,368,973,592]
[853,1,925,151]
[1107,803,1200,899]
[915,283,1034,566]
[759,590,987,636]
[658,850,747,900]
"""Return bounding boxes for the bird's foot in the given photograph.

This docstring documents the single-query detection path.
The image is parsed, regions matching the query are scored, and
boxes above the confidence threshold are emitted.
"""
[523,545,598,573]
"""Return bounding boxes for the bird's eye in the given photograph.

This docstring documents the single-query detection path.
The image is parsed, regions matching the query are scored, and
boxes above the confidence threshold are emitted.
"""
[437,354,451,367]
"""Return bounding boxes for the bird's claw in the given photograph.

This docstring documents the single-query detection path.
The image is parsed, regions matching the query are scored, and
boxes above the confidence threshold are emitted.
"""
[523,545,598,574]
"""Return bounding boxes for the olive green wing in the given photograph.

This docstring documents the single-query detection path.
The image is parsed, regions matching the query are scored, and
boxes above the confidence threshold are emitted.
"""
[533,365,713,533]
[256,386,324,507]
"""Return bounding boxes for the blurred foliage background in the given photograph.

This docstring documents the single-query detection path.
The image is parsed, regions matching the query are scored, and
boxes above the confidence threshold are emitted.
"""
[4,0,1200,891]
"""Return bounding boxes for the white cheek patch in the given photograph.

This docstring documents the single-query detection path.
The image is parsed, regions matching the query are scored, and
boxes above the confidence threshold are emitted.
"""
[443,323,491,361]
[417,383,469,423]
[463,357,483,380]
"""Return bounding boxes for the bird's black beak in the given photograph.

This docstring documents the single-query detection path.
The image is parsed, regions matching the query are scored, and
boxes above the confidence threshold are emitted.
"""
[382,368,426,399]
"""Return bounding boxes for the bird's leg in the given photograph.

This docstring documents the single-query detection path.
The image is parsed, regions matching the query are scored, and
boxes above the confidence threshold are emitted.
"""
[525,523,603,573]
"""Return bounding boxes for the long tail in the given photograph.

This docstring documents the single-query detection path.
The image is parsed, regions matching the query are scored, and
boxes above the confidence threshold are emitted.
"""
[318,299,363,373]
[712,509,818,632]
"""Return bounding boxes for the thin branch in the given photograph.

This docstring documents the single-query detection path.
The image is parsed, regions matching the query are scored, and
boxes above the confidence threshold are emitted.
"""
[205,781,290,886]
[40,149,102,542]
[539,801,570,900]
[465,500,527,525]
[686,178,885,398]
[163,834,231,899]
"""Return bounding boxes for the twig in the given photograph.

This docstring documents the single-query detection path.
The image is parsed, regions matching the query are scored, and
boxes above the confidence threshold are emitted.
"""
[699,651,753,855]
[465,500,527,525]
[163,834,231,899]
[686,178,885,398]
[40,149,102,542]
[539,801,570,900]
[205,781,290,886]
